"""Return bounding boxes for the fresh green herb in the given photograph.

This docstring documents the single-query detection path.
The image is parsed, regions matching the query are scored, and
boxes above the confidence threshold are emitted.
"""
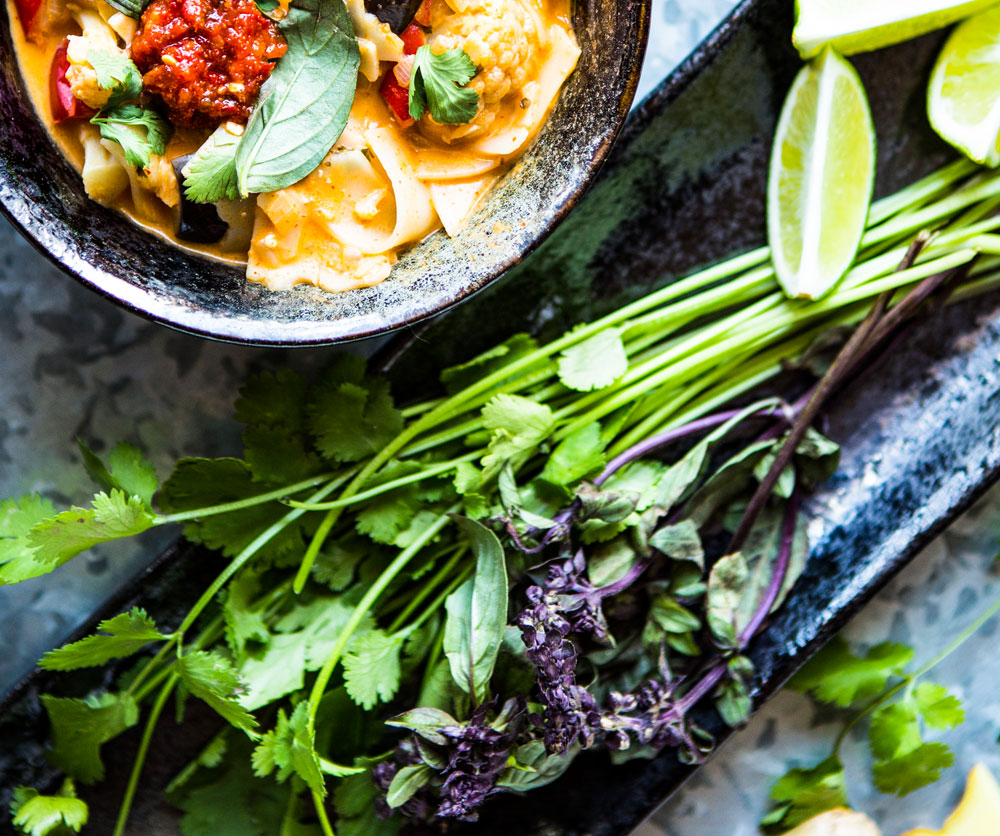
[39,608,167,670]
[101,0,146,19]
[92,104,171,170]
[86,50,142,106]
[5,160,1000,836]
[236,0,360,196]
[761,595,1000,833]
[408,45,479,124]
[442,517,507,703]
[10,780,88,836]
[85,51,170,170]
[182,125,241,204]
[255,0,280,10]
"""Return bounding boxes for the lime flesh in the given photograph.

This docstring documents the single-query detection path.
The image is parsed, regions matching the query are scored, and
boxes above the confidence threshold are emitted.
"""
[794,0,1000,59]
[928,6,1000,167]
[767,49,876,300]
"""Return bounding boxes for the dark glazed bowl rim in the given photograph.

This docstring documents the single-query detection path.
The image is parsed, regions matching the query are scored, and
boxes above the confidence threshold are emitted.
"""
[0,0,651,347]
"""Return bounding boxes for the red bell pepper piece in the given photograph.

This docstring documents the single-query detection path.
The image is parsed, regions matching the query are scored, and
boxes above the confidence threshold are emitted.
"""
[413,0,432,27]
[14,0,42,35]
[380,71,414,127]
[50,39,97,123]
[400,22,425,55]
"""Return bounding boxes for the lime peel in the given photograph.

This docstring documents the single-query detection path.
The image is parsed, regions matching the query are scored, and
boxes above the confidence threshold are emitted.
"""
[767,48,876,300]
[793,0,1000,59]
[928,6,1000,167]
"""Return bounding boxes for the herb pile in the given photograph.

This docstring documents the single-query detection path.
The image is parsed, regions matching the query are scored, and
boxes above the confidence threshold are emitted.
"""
[4,157,1000,835]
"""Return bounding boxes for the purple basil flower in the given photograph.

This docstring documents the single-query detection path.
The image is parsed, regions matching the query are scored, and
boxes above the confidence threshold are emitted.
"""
[517,580,601,755]
[435,699,522,821]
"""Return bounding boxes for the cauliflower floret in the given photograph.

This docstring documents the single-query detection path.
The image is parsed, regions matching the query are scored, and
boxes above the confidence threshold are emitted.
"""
[424,0,543,141]
[139,155,180,208]
[64,7,125,109]
[79,123,129,204]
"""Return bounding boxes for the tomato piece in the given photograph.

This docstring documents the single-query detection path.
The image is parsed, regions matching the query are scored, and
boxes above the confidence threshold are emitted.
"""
[14,0,42,35]
[379,72,414,127]
[50,39,96,123]
[400,22,425,55]
[413,0,432,27]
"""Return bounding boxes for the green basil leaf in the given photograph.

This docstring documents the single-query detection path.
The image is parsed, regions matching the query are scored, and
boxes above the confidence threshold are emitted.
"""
[103,0,145,19]
[236,0,360,196]
[442,517,508,703]
[385,764,432,809]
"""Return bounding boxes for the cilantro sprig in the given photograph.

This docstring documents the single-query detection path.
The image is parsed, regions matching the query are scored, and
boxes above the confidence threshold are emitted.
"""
[408,45,480,125]
[86,49,170,170]
[761,596,1000,833]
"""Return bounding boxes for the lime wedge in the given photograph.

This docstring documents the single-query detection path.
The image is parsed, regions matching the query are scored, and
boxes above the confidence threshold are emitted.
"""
[928,6,1000,167]
[767,48,876,300]
[793,0,1000,59]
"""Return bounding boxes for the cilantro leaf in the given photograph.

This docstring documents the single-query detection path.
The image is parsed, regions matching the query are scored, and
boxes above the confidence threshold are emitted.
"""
[453,462,489,519]
[480,395,555,480]
[0,494,58,584]
[872,742,954,796]
[869,702,921,761]
[761,756,847,834]
[408,45,479,124]
[237,632,309,710]
[223,573,270,657]
[310,537,368,591]
[159,458,305,563]
[251,702,325,795]
[914,682,964,730]
[77,441,159,506]
[86,49,142,105]
[790,636,913,707]
[342,630,404,710]
[235,369,310,428]
[41,692,139,783]
[354,460,445,545]
[10,780,88,836]
[274,595,374,671]
[557,329,629,392]
[93,104,171,169]
[168,733,287,836]
[307,356,403,463]
[183,124,242,204]
[40,607,167,670]
[867,683,962,796]
[177,650,258,732]
[28,491,154,566]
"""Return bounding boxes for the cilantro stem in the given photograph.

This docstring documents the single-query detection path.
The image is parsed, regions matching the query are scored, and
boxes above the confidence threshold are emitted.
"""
[403,564,472,635]
[112,673,178,836]
[153,471,347,525]
[126,479,342,698]
[285,453,478,512]
[306,507,459,729]
[386,546,467,633]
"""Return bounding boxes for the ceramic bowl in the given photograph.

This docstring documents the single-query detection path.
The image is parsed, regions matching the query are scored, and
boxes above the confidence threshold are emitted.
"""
[0,0,649,346]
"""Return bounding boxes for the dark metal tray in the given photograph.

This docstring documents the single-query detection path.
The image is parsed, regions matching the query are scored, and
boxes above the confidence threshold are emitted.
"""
[6,0,1000,833]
